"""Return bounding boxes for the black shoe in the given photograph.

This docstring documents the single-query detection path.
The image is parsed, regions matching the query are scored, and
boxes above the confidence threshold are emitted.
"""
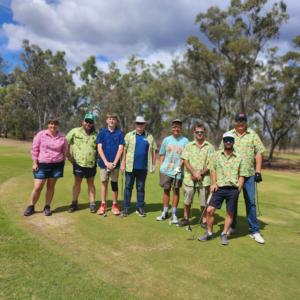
[201,222,207,230]
[122,208,130,217]
[43,205,52,216]
[90,203,97,213]
[136,207,146,217]
[68,203,77,213]
[177,218,189,227]
[24,205,35,216]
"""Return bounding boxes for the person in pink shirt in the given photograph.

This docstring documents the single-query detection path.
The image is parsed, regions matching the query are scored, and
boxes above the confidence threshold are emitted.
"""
[24,117,68,217]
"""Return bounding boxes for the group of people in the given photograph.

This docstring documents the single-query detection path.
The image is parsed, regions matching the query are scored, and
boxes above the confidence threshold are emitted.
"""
[24,111,265,245]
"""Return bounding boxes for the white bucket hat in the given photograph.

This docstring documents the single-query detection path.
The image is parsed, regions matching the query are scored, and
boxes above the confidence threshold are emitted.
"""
[134,116,147,123]
[222,132,235,139]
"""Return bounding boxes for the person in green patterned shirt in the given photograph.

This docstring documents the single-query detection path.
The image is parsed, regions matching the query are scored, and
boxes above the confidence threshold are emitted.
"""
[220,113,265,244]
[198,132,247,245]
[65,114,99,213]
[177,124,214,229]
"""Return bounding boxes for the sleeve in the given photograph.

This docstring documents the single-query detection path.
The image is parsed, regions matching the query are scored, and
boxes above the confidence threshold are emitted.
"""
[238,158,248,176]
[65,129,74,157]
[96,131,103,144]
[124,134,129,151]
[181,144,190,160]
[206,146,215,167]
[159,138,167,155]
[253,132,265,155]
[151,136,157,151]
[62,137,68,162]
[119,131,125,145]
[207,153,216,171]
[31,131,42,160]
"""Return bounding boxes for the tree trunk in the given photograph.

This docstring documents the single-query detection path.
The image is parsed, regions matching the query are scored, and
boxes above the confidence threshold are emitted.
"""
[267,141,276,167]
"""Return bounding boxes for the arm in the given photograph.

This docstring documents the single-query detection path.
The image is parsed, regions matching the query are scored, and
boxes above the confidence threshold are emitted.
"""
[159,155,165,169]
[97,143,112,169]
[62,138,68,162]
[183,159,201,181]
[113,145,124,167]
[255,153,263,173]
[31,132,41,172]
[66,130,75,164]
[238,176,245,192]
[152,150,156,166]
[120,148,126,173]
[210,171,218,194]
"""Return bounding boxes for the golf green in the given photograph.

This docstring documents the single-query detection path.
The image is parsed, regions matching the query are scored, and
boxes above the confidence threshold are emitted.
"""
[1,139,300,299]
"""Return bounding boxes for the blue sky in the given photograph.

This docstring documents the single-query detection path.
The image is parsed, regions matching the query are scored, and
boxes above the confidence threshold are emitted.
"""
[1,0,300,78]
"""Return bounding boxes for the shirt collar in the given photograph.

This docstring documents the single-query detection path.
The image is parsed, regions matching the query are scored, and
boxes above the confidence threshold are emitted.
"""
[233,128,250,137]
[221,148,237,157]
[105,126,117,133]
[191,140,208,148]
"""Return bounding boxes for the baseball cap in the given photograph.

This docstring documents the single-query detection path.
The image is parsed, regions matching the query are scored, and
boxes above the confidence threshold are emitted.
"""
[235,113,247,121]
[223,132,235,139]
[84,113,95,122]
[172,118,182,125]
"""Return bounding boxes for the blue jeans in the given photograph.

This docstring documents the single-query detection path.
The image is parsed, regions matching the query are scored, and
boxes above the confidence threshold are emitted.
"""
[124,169,148,209]
[231,176,260,234]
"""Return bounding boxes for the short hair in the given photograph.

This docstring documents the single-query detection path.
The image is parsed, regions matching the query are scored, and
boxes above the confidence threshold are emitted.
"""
[47,117,59,125]
[194,123,205,131]
[107,113,117,120]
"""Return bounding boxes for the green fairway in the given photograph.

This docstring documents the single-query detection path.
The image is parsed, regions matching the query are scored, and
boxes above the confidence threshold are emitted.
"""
[1,139,300,299]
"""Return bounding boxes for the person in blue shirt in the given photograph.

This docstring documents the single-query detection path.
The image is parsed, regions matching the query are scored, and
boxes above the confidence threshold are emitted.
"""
[156,119,189,223]
[96,113,125,215]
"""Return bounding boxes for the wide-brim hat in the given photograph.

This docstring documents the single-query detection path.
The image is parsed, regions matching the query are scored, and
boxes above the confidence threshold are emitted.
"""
[223,132,235,139]
[134,116,147,123]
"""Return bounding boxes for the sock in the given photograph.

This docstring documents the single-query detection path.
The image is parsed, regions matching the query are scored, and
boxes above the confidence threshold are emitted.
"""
[172,207,177,214]
[101,201,106,205]
[163,207,168,212]
[207,232,212,235]
[113,202,117,205]
[221,232,226,236]
[90,201,95,206]
[72,200,78,205]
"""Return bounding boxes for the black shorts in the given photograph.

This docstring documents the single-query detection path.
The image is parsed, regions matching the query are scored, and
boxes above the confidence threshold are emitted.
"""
[73,162,97,179]
[209,187,240,212]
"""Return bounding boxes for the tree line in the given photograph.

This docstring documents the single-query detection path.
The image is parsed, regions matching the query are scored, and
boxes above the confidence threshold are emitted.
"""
[1,0,300,166]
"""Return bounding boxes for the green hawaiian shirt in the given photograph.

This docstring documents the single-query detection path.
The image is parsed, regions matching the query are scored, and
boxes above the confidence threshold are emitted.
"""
[181,140,215,187]
[219,128,265,177]
[208,149,248,187]
[66,127,98,168]
[124,130,157,172]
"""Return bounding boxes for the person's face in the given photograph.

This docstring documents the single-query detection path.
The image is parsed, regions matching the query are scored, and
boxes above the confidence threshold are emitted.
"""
[194,127,205,141]
[223,137,235,150]
[171,123,182,136]
[106,117,117,127]
[234,118,247,132]
[48,122,59,132]
[83,119,94,131]
[135,122,145,131]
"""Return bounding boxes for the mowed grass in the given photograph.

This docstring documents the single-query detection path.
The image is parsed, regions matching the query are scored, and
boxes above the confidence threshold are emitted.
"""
[1,139,300,299]
[264,151,300,161]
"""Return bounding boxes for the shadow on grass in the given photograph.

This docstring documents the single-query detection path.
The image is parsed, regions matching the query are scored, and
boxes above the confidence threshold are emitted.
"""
[52,202,90,213]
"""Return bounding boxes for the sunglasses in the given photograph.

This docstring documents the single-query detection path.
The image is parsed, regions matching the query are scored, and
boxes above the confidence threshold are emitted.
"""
[136,122,145,125]
[236,120,246,123]
[223,138,234,143]
[195,130,205,134]
[85,119,94,124]
[172,126,182,130]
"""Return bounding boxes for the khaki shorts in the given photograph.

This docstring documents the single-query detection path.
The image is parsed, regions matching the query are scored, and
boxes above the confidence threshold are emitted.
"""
[159,171,182,189]
[100,168,119,182]
[183,184,210,206]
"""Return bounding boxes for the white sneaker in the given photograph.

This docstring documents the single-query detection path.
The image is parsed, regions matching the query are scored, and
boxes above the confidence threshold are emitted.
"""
[250,233,265,244]
[227,227,235,235]
[171,214,178,224]
[156,211,168,221]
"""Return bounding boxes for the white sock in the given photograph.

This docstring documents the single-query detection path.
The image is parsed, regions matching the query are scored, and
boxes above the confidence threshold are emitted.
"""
[207,232,212,235]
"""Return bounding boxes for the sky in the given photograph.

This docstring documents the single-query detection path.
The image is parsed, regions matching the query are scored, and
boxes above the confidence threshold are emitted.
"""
[1,0,300,84]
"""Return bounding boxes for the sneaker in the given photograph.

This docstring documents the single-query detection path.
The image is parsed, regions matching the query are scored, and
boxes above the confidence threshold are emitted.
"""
[201,222,207,230]
[171,214,178,224]
[227,227,235,235]
[90,203,97,213]
[97,203,106,215]
[24,205,35,216]
[250,233,265,244]
[43,205,52,216]
[156,211,168,221]
[220,233,229,245]
[112,204,120,215]
[177,218,189,227]
[68,203,77,213]
[136,207,146,217]
[198,232,214,242]
[122,208,130,217]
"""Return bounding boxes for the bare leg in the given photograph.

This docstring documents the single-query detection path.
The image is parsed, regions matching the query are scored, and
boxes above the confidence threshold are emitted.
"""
[87,178,96,202]
[184,204,191,219]
[30,179,47,205]
[163,188,171,207]
[112,190,118,203]
[223,210,234,234]
[201,206,207,223]
[172,188,180,208]
[206,206,216,232]
[73,176,83,201]
[101,181,108,203]
[45,178,58,205]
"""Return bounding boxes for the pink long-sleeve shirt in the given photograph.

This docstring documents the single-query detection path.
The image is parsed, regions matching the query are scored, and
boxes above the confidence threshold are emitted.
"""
[31,130,68,164]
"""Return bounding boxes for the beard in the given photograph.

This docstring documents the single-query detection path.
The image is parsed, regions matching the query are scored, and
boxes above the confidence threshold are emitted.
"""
[82,121,95,134]
[225,144,233,150]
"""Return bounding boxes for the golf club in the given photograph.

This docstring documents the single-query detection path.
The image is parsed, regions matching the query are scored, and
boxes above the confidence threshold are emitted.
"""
[169,173,178,226]
[186,180,196,232]
[103,168,110,218]
[119,172,124,218]
[187,193,212,240]
[256,182,262,217]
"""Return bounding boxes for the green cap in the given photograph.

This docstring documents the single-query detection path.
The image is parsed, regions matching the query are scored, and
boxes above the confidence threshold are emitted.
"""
[84,113,94,121]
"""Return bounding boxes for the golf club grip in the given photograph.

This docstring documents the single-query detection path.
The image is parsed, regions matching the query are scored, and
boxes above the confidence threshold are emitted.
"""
[206,193,212,204]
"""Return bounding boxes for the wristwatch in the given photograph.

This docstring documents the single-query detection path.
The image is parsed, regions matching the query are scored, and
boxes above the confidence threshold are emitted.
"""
[200,173,203,177]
